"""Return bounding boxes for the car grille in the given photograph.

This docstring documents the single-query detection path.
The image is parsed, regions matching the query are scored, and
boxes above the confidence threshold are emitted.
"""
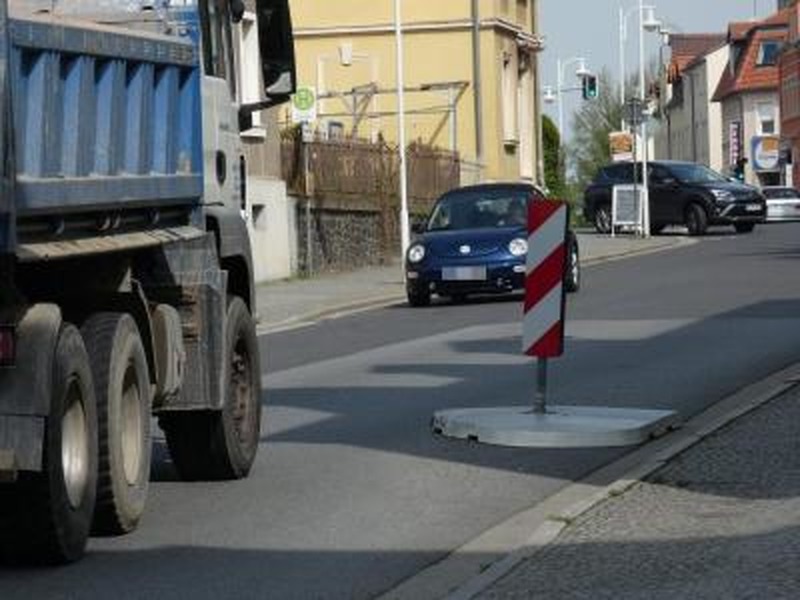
[435,240,502,258]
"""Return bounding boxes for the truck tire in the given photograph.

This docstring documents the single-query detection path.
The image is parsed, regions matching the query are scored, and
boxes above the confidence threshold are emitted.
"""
[0,324,98,564]
[161,296,261,481]
[81,313,152,535]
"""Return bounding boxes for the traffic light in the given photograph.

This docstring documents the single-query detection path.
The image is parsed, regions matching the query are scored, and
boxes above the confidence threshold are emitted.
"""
[582,74,599,100]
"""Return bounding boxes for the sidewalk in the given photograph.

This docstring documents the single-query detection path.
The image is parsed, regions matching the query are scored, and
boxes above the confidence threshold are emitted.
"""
[476,384,800,599]
[255,232,691,332]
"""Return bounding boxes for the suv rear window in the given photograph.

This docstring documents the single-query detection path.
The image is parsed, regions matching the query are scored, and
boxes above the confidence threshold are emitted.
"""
[600,164,635,184]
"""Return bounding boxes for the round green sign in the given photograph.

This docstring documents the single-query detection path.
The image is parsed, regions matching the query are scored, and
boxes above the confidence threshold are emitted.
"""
[293,87,316,111]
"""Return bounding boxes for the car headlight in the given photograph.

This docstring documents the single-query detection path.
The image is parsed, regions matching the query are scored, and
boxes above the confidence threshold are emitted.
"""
[711,189,735,203]
[508,238,528,257]
[407,244,426,264]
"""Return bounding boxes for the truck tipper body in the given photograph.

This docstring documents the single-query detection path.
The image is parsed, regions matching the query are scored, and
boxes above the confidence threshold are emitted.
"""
[0,0,295,563]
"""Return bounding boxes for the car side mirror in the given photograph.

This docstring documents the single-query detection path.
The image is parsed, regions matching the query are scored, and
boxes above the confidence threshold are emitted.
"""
[411,221,427,235]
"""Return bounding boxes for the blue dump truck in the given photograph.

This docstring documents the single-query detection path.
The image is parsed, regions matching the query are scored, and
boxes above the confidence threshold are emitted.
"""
[0,0,295,563]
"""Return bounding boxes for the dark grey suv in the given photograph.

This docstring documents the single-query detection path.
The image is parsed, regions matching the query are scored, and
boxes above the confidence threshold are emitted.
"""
[584,161,767,235]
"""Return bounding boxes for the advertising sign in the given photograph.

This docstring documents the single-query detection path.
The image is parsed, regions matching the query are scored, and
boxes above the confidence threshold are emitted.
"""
[751,136,780,172]
[729,122,742,166]
[609,131,634,162]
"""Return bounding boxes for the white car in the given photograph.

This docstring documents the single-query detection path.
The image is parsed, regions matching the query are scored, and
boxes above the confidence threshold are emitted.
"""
[763,186,800,222]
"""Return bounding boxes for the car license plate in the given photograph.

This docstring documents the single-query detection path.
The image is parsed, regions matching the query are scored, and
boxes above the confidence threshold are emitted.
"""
[745,203,762,212]
[442,266,487,281]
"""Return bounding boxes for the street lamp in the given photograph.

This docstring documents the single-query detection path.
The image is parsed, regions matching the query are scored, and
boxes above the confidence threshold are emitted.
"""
[555,57,590,145]
[618,1,662,237]
[394,0,410,260]
[543,85,556,105]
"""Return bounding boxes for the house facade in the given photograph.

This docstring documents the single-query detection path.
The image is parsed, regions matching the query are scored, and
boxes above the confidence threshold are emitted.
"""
[287,0,545,184]
[657,34,727,171]
[713,9,790,186]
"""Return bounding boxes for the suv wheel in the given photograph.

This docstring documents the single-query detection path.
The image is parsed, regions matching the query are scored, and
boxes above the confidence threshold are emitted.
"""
[594,204,612,234]
[685,204,708,236]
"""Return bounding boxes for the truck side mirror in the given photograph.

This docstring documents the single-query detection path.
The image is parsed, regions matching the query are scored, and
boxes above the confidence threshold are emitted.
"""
[239,0,297,123]
[256,0,296,100]
[229,0,245,23]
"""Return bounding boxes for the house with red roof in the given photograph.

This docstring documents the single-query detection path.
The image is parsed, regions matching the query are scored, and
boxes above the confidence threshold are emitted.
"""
[712,8,791,186]
[656,33,727,171]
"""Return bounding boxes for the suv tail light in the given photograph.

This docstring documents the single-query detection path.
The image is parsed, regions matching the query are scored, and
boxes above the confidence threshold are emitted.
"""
[0,326,15,367]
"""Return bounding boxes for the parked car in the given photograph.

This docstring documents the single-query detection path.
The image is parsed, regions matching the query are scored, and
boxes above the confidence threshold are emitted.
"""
[762,186,800,222]
[405,183,580,307]
[584,161,767,236]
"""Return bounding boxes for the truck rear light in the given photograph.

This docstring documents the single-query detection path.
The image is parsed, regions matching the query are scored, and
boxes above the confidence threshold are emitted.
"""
[0,326,15,366]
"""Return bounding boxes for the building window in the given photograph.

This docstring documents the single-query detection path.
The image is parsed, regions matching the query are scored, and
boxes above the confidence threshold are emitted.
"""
[757,41,781,67]
[757,102,776,135]
[236,12,265,136]
[501,50,519,144]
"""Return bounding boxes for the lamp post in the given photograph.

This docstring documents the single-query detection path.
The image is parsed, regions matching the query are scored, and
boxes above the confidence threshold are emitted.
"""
[619,2,662,237]
[394,0,410,260]
[554,56,590,146]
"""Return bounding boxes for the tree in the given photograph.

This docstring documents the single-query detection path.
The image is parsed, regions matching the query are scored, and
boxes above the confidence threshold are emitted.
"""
[542,115,566,198]
[569,63,662,194]
[569,68,623,193]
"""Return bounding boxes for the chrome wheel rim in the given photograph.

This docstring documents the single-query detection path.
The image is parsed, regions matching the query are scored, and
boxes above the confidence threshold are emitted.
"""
[571,250,580,286]
[597,209,611,233]
[121,362,143,486]
[62,379,90,509]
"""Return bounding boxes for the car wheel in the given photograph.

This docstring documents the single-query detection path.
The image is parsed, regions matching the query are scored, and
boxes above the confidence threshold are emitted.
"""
[685,203,708,236]
[565,241,581,293]
[407,287,431,308]
[735,223,755,234]
[594,204,612,234]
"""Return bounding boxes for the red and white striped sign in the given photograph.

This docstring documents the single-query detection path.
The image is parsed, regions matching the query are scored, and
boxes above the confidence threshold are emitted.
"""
[523,200,568,358]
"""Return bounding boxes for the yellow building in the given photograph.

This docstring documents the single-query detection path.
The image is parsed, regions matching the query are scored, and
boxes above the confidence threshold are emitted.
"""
[288,0,545,184]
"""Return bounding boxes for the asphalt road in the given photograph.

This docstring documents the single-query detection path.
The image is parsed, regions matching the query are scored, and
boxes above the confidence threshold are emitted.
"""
[3,223,800,599]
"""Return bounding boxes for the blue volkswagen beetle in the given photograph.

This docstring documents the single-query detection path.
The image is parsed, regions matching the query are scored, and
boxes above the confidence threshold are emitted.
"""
[405,183,580,307]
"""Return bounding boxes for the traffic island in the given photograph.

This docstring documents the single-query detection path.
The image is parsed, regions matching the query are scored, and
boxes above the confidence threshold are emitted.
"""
[432,405,678,448]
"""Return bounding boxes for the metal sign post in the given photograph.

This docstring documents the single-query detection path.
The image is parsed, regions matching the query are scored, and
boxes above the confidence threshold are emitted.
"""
[534,358,548,415]
[431,197,678,449]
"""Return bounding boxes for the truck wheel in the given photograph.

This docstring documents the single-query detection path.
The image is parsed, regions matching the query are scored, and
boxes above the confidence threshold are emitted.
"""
[0,324,98,564]
[685,203,708,236]
[82,313,152,535]
[594,204,612,234]
[161,296,261,481]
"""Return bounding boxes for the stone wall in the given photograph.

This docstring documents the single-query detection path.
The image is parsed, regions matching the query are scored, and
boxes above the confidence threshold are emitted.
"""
[283,133,459,275]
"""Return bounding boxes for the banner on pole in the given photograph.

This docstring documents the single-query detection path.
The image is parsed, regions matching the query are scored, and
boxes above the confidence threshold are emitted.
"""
[522,200,568,358]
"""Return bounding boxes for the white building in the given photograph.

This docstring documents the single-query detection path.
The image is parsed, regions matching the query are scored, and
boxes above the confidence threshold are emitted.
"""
[656,34,727,171]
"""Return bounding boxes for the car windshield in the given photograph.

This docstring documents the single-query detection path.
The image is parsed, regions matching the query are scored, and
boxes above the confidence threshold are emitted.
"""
[763,188,800,199]
[668,164,728,184]
[427,189,531,231]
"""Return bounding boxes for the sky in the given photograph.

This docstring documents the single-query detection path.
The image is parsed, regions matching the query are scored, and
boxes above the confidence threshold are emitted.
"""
[541,0,779,142]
